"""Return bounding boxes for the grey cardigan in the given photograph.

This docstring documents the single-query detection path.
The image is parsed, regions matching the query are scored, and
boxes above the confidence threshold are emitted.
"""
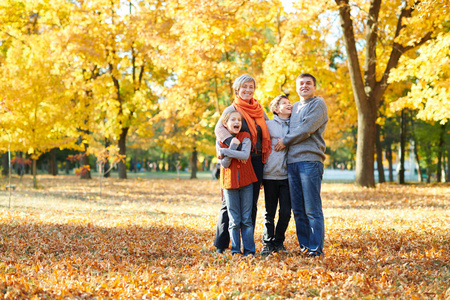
[263,115,290,180]
[283,96,328,164]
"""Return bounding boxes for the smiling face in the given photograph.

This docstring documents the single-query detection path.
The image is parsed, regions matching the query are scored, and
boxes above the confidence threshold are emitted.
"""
[237,80,255,102]
[296,75,316,100]
[274,98,292,118]
[223,111,242,135]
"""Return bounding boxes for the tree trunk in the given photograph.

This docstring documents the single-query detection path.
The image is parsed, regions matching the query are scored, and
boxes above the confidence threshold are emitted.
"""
[398,109,406,184]
[190,146,198,179]
[65,160,71,174]
[426,142,432,183]
[104,138,111,178]
[80,151,91,179]
[436,124,445,182]
[25,153,31,174]
[1,153,8,176]
[355,109,377,187]
[32,159,37,188]
[385,142,394,182]
[118,127,129,179]
[336,0,432,187]
[337,0,379,187]
[410,113,423,182]
[446,145,450,182]
[413,141,423,182]
[49,148,58,176]
[375,123,385,183]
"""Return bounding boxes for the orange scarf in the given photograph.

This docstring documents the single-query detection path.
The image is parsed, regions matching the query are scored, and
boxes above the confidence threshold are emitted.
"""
[233,96,271,164]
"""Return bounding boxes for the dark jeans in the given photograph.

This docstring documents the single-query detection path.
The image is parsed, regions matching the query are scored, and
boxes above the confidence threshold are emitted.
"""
[214,155,264,250]
[288,161,324,255]
[262,179,291,247]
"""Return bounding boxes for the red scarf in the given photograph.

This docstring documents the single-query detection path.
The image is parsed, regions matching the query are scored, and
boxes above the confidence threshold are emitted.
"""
[233,96,271,164]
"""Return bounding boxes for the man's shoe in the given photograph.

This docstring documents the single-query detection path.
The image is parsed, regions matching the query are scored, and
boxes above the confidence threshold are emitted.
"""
[216,248,224,254]
[260,244,273,256]
[307,251,323,258]
[298,246,309,256]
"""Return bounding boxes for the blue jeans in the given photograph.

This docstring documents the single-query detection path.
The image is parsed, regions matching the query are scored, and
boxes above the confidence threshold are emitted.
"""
[223,184,255,256]
[288,161,324,255]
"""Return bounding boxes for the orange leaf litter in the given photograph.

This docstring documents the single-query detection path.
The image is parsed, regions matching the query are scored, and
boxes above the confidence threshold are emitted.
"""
[0,175,448,299]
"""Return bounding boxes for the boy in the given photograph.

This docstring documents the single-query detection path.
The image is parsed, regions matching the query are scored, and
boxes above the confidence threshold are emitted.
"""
[261,95,292,255]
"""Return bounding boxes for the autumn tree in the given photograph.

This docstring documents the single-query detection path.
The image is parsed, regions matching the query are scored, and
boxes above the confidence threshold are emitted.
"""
[259,4,358,167]
[156,0,286,178]
[333,0,449,186]
[57,0,169,179]
[0,0,79,187]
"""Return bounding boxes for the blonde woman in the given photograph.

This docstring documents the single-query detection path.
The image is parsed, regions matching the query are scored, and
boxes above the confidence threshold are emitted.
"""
[214,74,270,253]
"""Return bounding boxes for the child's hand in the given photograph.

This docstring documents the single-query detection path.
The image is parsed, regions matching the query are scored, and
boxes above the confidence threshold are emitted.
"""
[231,137,240,145]
[217,154,224,159]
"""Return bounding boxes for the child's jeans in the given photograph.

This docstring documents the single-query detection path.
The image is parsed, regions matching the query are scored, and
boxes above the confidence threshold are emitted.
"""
[223,184,255,255]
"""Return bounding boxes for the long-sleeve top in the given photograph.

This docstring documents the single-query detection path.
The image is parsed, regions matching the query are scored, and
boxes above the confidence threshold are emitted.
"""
[263,115,290,180]
[283,96,328,164]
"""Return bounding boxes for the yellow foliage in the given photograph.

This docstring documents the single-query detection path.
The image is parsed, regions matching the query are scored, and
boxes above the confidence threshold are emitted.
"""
[390,33,450,123]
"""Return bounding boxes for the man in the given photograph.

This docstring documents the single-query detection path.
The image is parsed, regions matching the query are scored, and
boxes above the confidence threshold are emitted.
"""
[274,73,328,257]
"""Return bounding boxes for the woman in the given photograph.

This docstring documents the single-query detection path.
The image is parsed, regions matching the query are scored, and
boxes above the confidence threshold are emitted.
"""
[214,74,270,253]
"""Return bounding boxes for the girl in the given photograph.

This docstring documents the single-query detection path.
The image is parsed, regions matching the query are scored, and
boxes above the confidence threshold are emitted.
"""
[216,111,257,256]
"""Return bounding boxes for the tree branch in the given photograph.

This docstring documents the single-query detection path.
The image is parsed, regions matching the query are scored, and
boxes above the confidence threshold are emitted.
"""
[374,1,433,101]
[364,0,381,97]
[335,0,366,108]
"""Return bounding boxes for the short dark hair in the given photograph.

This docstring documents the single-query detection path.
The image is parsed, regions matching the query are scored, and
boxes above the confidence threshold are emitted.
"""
[297,73,316,86]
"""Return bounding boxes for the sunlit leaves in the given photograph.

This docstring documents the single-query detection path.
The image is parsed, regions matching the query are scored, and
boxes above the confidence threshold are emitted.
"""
[0,176,448,298]
[390,33,450,124]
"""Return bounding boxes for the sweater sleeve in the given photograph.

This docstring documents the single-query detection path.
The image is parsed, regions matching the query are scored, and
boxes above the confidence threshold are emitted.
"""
[283,98,328,147]
[219,137,252,161]
[215,105,236,143]
[217,140,239,168]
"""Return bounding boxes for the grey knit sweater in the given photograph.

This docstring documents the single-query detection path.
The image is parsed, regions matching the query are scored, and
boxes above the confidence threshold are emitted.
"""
[283,96,328,164]
[263,115,290,180]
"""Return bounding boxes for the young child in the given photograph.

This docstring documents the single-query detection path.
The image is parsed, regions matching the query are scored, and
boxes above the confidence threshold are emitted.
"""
[216,111,257,256]
[261,95,292,255]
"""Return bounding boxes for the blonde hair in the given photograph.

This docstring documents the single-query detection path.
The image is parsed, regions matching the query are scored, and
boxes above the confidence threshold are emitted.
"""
[232,74,256,96]
[222,110,242,125]
[269,95,289,115]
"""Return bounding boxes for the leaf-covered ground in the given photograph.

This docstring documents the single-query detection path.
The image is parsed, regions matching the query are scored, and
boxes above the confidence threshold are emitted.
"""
[0,175,448,299]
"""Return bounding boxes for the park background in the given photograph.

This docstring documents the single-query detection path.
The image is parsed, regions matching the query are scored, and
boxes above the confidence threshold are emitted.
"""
[0,0,449,186]
[0,0,449,299]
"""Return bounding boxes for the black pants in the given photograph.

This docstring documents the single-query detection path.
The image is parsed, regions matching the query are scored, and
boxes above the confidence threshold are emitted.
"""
[262,179,291,246]
[214,155,264,250]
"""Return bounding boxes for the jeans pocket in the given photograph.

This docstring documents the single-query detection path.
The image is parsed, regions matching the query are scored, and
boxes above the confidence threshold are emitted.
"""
[303,162,323,179]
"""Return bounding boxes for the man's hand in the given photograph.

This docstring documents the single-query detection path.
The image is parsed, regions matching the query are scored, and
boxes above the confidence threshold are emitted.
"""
[274,138,286,151]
